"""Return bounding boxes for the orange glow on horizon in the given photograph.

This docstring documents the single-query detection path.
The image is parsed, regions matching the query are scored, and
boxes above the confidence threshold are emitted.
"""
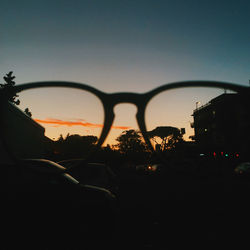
[34,118,131,130]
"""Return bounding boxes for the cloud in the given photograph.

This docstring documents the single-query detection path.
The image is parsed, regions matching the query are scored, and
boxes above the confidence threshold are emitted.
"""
[34,118,131,130]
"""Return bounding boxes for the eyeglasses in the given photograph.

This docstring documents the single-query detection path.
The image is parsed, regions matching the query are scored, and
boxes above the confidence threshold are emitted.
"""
[1,80,249,164]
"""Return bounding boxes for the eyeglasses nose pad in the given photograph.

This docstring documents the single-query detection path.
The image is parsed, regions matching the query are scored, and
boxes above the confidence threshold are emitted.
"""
[100,104,141,146]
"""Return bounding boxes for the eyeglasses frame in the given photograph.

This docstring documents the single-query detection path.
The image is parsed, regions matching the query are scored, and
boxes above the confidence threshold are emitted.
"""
[1,80,249,161]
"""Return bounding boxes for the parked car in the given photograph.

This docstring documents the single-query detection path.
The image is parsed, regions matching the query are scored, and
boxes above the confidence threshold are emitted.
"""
[1,159,117,249]
[57,158,119,195]
[234,162,250,176]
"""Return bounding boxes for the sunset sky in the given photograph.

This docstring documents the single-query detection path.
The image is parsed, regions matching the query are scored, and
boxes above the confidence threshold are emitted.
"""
[1,0,250,145]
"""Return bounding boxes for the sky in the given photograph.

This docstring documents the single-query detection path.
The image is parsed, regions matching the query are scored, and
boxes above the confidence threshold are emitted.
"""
[1,0,250,145]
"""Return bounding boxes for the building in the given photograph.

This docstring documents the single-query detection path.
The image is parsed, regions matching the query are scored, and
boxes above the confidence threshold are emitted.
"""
[1,101,53,161]
[192,93,250,158]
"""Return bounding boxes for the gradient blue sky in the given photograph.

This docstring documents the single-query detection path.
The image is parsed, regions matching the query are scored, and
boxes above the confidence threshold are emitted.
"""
[1,0,250,93]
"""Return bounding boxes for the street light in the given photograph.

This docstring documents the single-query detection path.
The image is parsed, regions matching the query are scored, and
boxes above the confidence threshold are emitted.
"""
[196,101,201,109]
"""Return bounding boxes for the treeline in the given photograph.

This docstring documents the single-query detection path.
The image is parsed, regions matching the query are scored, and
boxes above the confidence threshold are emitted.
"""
[49,127,185,164]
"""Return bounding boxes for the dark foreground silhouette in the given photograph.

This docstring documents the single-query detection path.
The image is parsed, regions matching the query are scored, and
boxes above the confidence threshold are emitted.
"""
[1,156,250,249]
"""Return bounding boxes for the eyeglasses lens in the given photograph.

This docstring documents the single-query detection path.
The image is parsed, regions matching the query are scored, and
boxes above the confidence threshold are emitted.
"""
[145,87,250,166]
[1,87,104,161]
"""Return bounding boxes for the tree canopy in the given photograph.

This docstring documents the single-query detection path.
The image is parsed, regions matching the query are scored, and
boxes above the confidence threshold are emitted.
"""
[115,129,147,154]
[54,133,98,159]
[0,71,20,105]
[148,126,184,151]
[24,108,32,117]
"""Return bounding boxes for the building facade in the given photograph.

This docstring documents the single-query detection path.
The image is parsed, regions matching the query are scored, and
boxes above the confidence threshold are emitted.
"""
[192,93,250,158]
[1,101,53,161]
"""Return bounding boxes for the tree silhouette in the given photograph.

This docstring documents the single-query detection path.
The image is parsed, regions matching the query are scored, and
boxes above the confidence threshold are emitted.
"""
[0,71,20,105]
[148,126,184,151]
[54,133,98,159]
[24,108,32,117]
[115,129,147,154]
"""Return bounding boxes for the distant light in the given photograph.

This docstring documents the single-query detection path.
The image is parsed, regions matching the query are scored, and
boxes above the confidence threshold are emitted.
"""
[225,153,229,157]
[200,153,205,156]
[213,152,216,157]
[236,153,239,157]
[147,165,157,172]
[221,152,224,156]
